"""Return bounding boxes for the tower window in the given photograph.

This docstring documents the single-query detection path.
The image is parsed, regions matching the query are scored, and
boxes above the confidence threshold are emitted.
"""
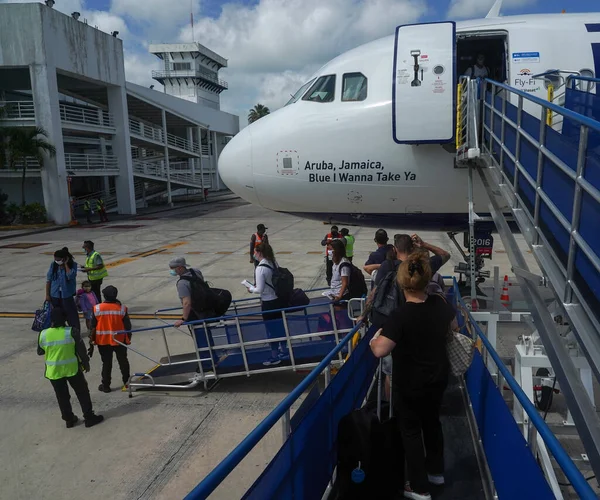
[173,62,191,71]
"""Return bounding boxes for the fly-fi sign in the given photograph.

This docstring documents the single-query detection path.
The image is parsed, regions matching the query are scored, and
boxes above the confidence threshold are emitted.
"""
[513,68,541,94]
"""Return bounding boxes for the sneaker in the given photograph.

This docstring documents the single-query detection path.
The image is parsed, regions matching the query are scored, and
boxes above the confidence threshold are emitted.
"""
[278,351,290,361]
[404,483,432,500]
[263,357,281,366]
[84,414,104,428]
[98,384,111,393]
[65,416,79,429]
[428,474,445,486]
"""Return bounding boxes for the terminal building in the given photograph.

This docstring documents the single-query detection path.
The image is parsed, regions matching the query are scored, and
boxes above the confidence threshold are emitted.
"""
[0,2,239,225]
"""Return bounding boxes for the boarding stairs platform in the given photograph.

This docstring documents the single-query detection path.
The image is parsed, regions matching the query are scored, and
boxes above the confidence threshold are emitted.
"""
[116,288,364,394]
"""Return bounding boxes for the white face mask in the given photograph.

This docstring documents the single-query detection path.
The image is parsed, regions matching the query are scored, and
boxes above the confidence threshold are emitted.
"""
[55,260,63,265]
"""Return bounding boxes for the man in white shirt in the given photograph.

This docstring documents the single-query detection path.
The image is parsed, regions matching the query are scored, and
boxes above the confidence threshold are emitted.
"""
[465,54,490,79]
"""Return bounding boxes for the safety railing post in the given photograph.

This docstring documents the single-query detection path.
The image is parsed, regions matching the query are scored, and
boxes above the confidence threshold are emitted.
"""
[488,82,495,155]
[203,321,218,379]
[234,316,251,376]
[329,303,343,364]
[281,409,291,444]
[189,324,207,382]
[281,311,297,371]
[161,328,172,364]
[499,91,507,172]
[565,125,589,304]
[533,105,548,241]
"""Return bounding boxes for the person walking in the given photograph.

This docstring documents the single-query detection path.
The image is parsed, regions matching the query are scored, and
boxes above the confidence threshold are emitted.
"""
[246,242,289,366]
[90,286,132,393]
[81,240,108,302]
[321,225,342,286]
[250,224,269,268]
[83,199,93,224]
[76,280,99,335]
[340,228,355,262]
[45,247,80,331]
[38,307,104,428]
[97,198,108,223]
[370,253,457,500]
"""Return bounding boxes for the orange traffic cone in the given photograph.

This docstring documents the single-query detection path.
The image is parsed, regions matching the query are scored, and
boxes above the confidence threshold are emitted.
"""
[500,275,511,306]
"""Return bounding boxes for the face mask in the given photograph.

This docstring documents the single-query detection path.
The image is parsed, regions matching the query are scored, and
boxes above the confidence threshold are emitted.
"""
[169,269,178,276]
[55,260,63,265]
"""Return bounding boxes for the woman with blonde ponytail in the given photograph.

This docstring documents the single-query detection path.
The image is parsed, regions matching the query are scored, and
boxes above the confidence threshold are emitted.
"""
[370,252,457,500]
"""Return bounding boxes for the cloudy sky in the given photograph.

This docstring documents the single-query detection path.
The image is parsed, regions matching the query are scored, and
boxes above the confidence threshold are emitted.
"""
[1,0,597,121]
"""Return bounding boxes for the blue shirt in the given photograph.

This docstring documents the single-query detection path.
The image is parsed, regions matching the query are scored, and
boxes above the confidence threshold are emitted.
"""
[46,262,78,298]
[365,245,394,266]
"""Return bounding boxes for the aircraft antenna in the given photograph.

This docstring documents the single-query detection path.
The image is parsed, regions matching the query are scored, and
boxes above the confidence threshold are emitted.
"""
[485,0,502,18]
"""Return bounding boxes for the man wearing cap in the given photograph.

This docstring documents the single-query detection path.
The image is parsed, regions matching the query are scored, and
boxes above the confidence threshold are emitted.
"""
[250,224,269,268]
[81,240,108,302]
[38,307,104,428]
[169,257,214,328]
[90,285,132,393]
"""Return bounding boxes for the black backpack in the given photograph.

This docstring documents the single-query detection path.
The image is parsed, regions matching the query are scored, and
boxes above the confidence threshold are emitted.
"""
[371,262,403,328]
[179,269,232,319]
[334,402,403,499]
[259,263,295,304]
[340,262,368,299]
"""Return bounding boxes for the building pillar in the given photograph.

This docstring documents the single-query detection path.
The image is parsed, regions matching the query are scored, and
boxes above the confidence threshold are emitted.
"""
[212,130,220,190]
[197,126,205,199]
[107,85,135,215]
[30,64,70,224]
[161,109,172,206]
[187,127,195,174]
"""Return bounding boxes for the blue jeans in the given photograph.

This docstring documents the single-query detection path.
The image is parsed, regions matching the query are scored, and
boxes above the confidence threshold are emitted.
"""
[262,298,287,356]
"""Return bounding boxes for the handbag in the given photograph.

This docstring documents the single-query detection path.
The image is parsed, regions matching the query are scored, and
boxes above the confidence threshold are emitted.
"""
[447,329,475,376]
[32,301,52,332]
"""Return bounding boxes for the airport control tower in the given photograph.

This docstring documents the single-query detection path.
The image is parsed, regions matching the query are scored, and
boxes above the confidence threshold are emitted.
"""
[149,42,228,110]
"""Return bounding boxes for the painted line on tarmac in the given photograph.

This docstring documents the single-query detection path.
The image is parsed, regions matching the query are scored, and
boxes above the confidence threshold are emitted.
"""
[0,312,181,320]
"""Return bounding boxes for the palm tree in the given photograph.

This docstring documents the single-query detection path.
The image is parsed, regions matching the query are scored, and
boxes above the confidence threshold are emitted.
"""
[6,126,56,206]
[248,103,270,124]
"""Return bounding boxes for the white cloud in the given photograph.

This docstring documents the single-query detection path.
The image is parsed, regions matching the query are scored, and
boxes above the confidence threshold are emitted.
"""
[85,10,129,38]
[447,0,537,19]
[177,0,428,118]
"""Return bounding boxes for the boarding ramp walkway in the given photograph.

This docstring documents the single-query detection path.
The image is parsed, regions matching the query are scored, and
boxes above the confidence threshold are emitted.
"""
[117,288,364,394]
[183,281,596,499]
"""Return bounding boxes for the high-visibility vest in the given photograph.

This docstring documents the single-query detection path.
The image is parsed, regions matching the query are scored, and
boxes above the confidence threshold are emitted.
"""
[344,235,355,257]
[96,199,105,211]
[254,233,264,248]
[39,327,79,380]
[94,302,129,346]
[85,251,108,281]
[83,200,91,211]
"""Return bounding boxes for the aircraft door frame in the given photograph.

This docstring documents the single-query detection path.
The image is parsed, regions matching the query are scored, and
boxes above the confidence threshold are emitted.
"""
[392,21,457,144]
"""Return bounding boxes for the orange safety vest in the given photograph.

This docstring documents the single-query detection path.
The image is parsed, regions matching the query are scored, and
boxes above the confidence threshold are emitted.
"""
[94,302,129,346]
[254,233,264,248]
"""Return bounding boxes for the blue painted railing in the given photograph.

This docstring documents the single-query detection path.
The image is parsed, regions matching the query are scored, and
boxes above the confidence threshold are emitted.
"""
[184,322,364,500]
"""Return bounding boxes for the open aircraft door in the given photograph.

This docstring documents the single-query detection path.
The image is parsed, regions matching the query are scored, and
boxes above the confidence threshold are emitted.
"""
[392,22,456,144]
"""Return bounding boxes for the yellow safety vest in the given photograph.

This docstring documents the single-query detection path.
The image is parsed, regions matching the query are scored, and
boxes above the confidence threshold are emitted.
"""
[85,251,108,281]
[39,327,79,380]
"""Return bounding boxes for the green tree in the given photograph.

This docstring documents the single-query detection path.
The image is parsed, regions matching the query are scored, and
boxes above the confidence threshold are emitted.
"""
[248,103,270,124]
[6,126,56,206]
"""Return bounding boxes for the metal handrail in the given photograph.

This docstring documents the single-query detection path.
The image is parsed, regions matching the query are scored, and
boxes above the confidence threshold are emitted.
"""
[184,322,363,500]
[59,103,114,127]
[486,79,600,133]
[0,101,35,119]
[453,281,596,499]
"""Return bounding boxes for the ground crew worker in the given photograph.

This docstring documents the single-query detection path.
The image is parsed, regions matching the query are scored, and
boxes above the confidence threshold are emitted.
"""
[38,307,104,428]
[321,225,341,286]
[81,240,108,302]
[97,198,108,222]
[340,228,355,262]
[250,223,269,268]
[83,199,92,224]
[91,285,132,393]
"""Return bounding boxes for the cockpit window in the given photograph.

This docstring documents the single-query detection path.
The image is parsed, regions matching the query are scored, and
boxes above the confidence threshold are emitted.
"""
[342,73,367,101]
[285,78,315,106]
[302,75,336,103]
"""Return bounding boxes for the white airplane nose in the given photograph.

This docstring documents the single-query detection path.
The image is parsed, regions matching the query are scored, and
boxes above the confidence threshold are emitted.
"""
[218,127,260,205]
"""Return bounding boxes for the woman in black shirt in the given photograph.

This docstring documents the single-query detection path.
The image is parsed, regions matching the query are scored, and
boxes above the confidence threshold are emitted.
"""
[370,252,456,500]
